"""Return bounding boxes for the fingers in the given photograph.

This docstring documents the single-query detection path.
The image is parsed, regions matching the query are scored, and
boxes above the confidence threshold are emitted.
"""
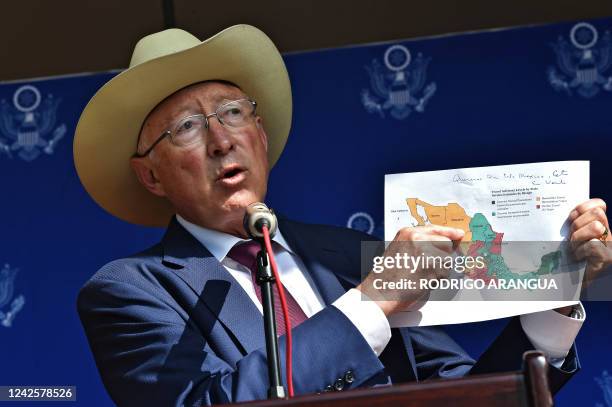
[368,226,468,316]
[572,239,608,262]
[567,198,612,281]
[428,236,456,253]
[568,199,609,247]
[572,240,612,280]
[569,198,607,222]
[570,219,607,242]
[570,206,609,234]
[392,225,465,255]
[386,235,454,256]
[395,225,465,242]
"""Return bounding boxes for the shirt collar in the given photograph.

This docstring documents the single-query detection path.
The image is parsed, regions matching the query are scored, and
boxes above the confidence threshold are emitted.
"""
[176,214,294,262]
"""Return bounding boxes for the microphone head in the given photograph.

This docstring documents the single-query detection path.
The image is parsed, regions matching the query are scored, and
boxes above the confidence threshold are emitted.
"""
[243,202,278,239]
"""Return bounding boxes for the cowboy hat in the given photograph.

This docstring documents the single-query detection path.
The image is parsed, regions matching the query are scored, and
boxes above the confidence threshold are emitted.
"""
[73,25,292,227]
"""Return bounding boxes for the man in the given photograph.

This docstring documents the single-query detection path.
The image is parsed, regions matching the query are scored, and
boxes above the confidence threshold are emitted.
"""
[74,25,611,406]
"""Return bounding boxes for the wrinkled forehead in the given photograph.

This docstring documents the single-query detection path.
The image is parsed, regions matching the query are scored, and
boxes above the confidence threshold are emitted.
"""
[150,80,244,117]
[138,80,245,142]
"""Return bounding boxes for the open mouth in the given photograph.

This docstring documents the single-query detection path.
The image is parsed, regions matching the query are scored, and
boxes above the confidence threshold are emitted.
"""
[217,165,247,185]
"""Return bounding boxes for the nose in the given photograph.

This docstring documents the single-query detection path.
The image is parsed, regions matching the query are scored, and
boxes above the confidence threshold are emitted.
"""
[205,115,234,158]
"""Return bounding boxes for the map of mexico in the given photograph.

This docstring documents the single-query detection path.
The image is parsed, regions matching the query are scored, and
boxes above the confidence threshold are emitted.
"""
[406,198,562,284]
[384,161,589,327]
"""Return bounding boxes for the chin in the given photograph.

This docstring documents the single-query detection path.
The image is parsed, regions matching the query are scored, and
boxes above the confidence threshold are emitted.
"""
[222,191,262,213]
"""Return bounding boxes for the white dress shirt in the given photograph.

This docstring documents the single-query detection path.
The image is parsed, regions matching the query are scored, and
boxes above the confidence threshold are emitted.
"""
[176,215,584,364]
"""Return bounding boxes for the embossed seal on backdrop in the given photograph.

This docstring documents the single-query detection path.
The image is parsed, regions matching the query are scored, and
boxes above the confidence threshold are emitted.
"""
[0,264,25,328]
[548,22,612,98]
[0,85,66,161]
[595,370,612,407]
[362,44,437,119]
[347,211,375,235]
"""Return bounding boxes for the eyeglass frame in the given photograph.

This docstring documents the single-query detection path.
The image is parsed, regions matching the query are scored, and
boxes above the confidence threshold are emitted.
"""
[132,98,258,158]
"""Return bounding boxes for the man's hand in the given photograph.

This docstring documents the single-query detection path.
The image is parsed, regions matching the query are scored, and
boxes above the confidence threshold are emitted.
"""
[556,198,612,315]
[569,198,612,275]
[356,225,465,317]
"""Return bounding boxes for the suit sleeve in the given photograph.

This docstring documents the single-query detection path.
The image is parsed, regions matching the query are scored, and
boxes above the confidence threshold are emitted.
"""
[403,318,578,395]
[77,277,385,406]
[337,224,579,394]
[468,316,579,393]
[403,326,475,380]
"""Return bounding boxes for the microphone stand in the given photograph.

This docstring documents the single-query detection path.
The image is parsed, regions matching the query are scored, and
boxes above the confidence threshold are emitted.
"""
[255,238,286,399]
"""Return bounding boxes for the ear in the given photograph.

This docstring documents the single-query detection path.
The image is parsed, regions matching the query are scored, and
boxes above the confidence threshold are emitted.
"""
[130,157,167,197]
[255,116,268,152]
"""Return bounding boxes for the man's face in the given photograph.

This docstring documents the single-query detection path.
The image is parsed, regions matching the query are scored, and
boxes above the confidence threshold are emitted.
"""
[131,81,269,235]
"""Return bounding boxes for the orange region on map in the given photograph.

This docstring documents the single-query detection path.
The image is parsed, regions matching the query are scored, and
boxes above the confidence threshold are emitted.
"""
[406,198,473,241]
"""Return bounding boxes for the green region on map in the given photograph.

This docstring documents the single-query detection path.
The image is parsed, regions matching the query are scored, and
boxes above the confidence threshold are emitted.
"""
[406,198,561,283]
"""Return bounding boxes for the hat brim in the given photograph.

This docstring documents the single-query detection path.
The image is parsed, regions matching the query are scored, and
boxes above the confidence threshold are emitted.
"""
[73,25,292,227]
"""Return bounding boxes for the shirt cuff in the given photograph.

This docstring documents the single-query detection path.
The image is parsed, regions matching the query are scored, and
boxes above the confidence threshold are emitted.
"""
[519,303,586,360]
[333,288,392,356]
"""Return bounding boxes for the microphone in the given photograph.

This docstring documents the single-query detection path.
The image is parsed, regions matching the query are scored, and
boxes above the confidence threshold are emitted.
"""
[243,202,278,239]
[242,202,290,398]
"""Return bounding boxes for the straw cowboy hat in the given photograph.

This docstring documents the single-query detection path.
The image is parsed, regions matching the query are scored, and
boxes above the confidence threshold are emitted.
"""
[73,25,292,227]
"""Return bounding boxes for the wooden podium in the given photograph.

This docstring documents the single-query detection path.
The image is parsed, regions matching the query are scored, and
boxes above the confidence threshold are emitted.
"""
[234,351,552,407]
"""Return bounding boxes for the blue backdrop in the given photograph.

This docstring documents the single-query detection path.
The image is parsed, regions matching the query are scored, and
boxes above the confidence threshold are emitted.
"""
[1,17,611,406]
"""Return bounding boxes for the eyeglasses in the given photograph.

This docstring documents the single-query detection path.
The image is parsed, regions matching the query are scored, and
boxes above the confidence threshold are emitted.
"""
[133,98,257,158]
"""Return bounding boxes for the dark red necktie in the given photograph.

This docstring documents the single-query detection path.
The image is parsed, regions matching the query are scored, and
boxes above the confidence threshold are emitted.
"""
[227,241,308,335]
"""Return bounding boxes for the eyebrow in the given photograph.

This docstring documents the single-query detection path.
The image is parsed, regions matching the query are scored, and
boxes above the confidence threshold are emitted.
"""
[136,93,246,151]
[171,94,245,115]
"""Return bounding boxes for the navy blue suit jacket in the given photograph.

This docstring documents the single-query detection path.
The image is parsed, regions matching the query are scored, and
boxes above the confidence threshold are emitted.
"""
[78,217,579,406]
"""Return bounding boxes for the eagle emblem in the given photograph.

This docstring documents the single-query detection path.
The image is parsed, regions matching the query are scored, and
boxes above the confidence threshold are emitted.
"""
[347,212,375,235]
[548,22,612,98]
[362,44,437,119]
[596,370,612,407]
[0,85,66,161]
[0,264,25,328]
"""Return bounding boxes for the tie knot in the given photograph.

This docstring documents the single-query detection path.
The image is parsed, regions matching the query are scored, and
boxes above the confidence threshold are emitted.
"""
[226,240,262,270]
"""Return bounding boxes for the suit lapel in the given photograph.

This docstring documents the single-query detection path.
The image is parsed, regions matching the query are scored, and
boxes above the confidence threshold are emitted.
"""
[160,217,418,382]
[278,218,348,305]
[161,218,265,354]
[280,218,418,382]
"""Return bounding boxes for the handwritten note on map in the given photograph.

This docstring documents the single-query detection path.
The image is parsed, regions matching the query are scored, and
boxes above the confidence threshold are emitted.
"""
[384,161,589,327]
